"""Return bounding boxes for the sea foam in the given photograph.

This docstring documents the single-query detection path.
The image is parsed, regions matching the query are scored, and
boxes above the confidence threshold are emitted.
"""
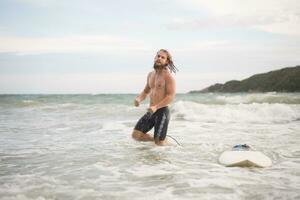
[171,101,300,123]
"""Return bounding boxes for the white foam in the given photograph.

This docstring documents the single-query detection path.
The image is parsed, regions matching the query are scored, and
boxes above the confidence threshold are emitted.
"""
[172,101,300,123]
[22,100,35,104]
[215,93,300,104]
[1,94,300,200]
[101,121,127,131]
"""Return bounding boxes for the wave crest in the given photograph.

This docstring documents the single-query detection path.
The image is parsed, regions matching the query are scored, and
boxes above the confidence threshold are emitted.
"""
[171,100,300,123]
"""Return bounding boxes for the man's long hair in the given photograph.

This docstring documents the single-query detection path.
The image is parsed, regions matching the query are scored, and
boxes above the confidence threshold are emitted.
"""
[159,49,179,74]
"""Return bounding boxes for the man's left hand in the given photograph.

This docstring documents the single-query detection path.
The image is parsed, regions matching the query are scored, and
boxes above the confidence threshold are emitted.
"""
[147,105,158,114]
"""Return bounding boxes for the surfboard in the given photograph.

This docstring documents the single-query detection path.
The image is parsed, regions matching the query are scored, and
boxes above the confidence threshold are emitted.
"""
[219,145,272,168]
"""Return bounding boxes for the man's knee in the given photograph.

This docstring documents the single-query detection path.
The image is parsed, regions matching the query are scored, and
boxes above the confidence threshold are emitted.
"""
[132,130,154,141]
[132,130,143,140]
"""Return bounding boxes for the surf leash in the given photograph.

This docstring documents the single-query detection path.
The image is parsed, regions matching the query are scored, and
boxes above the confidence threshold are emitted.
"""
[167,135,181,146]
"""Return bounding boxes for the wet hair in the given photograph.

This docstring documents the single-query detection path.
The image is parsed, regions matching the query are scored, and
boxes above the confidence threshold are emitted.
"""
[158,49,178,74]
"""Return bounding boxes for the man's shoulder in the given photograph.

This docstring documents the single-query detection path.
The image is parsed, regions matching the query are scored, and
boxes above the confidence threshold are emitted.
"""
[147,71,154,78]
[148,71,155,75]
[163,70,175,79]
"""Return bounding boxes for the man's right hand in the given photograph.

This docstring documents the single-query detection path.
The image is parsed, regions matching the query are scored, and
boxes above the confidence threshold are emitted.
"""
[134,99,140,107]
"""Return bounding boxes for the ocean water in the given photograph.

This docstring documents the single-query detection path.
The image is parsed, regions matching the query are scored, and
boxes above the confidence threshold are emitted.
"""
[0,93,300,200]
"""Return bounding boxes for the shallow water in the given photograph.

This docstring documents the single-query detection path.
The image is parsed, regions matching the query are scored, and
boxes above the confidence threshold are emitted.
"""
[0,93,300,200]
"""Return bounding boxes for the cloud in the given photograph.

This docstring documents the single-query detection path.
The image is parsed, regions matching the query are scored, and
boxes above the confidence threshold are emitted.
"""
[17,0,62,7]
[0,72,146,94]
[0,35,149,55]
[177,72,250,91]
[172,40,229,52]
[0,71,250,94]
[171,0,300,36]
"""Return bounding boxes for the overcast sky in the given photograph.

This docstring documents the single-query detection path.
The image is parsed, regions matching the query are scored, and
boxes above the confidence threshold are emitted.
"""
[0,0,300,93]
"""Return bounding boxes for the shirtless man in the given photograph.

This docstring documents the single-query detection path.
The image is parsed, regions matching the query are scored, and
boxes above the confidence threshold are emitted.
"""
[132,49,178,146]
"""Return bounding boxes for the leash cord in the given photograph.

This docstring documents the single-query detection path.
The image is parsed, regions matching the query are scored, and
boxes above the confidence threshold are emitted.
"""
[167,135,181,146]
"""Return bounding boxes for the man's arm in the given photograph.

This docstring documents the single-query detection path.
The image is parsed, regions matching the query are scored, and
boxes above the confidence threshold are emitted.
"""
[149,74,176,112]
[134,73,151,106]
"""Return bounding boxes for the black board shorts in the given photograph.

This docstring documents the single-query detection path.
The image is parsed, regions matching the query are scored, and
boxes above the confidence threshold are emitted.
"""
[134,106,170,141]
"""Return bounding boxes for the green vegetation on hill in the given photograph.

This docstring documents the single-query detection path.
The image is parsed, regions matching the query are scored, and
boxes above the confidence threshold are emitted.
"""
[190,66,300,93]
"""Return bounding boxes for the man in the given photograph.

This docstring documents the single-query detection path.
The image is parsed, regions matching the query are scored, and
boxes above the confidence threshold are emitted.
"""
[132,49,178,146]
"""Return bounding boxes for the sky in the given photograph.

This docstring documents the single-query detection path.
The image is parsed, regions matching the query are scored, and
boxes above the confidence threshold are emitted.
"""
[0,0,300,94]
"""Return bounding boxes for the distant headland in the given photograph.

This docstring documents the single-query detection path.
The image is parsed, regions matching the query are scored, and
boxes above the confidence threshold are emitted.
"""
[189,65,300,93]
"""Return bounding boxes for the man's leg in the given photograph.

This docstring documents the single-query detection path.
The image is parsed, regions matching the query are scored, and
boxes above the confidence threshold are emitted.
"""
[132,112,154,142]
[132,129,154,141]
[154,138,168,146]
[153,107,170,146]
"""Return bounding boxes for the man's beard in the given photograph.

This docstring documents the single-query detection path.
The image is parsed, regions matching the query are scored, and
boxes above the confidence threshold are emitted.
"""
[153,62,168,70]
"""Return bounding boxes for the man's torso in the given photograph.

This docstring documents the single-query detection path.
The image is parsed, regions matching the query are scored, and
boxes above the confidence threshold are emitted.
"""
[148,70,168,106]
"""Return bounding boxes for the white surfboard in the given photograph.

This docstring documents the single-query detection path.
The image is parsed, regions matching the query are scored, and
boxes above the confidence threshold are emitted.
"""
[219,148,272,168]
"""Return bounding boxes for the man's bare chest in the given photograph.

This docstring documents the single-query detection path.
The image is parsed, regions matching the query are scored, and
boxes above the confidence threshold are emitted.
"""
[149,74,165,90]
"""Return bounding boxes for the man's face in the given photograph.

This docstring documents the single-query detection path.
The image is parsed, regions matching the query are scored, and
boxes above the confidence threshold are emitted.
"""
[154,51,168,69]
